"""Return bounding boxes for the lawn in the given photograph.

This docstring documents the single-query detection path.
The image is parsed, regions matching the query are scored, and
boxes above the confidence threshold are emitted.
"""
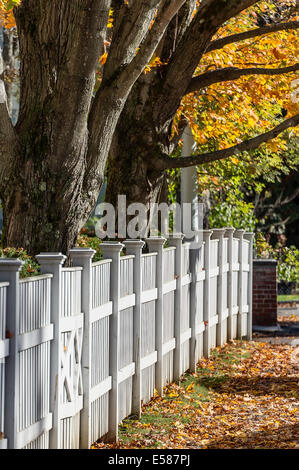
[93,340,299,449]
[278,295,299,302]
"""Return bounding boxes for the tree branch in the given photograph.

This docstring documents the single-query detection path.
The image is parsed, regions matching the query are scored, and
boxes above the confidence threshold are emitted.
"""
[187,63,299,94]
[152,0,259,125]
[118,0,186,89]
[207,21,299,53]
[102,0,163,84]
[156,114,299,169]
[86,0,185,188]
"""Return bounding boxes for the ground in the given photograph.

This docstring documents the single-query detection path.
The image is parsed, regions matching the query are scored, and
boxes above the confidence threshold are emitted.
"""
[93,340,299,449]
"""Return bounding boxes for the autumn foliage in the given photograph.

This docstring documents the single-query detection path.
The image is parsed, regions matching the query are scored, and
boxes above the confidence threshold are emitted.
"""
[0,0,18,29]
[93,340,299,449]
[175,1,299,158]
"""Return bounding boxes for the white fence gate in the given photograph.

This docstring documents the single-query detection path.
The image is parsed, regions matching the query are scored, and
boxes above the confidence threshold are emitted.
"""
[0,228,254,449]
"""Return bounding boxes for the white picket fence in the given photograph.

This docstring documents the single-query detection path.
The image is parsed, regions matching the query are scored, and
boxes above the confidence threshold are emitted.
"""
[0,228,254,449]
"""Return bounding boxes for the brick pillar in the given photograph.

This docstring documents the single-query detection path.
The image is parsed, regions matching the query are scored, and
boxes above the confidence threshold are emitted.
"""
[252,259,277,326]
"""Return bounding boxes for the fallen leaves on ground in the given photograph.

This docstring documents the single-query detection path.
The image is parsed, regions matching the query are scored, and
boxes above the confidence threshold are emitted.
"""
[278,314,299,324]
[92,341,299,449]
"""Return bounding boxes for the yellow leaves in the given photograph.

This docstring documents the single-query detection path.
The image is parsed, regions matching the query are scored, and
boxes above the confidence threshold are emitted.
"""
[94,340,299,450]
[144,56,165,75]
[0,0,18,29]
[267,139,282,153]
[107,21,113,29]
[172,2,299,157]
[186,383,195,392]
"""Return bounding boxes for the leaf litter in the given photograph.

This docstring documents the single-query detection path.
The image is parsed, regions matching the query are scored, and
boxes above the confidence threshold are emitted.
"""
[92,340,299,449]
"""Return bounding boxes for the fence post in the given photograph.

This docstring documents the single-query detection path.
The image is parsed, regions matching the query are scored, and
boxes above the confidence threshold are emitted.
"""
[234,230,245,339]
[36,253,66,449]
[123,239,145,417]
[69,248,95,449]
[100,242,123,443]
[0,259,24,449]
[211,229,226,347]
[168,233,184,382]
[189,233,203,373]
[224,228,235,341]
[244,232,254,340]
[202,230,212,357]
[145,237,166,396]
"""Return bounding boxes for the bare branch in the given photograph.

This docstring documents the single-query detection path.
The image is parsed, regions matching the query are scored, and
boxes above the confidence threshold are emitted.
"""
[156,114,299,169]
[187,63,299,94]
[281,187,299,205]
[207,21,299,53]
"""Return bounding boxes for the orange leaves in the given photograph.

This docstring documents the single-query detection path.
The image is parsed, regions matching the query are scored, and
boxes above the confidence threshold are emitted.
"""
[0,0,19,29]
[92,341,299,449]
[172,1,299,159]
[272,47,287,60]
[99,52,108,66]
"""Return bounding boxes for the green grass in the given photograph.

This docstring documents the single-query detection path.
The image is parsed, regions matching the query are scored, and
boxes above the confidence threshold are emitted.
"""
[116,343,251,447]
[278,294,299,302]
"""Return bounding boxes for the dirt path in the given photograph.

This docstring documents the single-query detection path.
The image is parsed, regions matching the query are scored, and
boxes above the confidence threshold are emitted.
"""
[93,341,299,449]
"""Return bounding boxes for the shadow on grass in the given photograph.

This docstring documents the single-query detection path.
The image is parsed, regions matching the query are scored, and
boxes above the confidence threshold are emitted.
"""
[194,373,298,397]
[206,423,299,449]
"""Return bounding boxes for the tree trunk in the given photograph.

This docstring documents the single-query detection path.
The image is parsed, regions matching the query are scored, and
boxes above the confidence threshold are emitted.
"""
[106,75,168,209]
[1,1,107,254]
[2,146,99,254]
[106,140,166,209]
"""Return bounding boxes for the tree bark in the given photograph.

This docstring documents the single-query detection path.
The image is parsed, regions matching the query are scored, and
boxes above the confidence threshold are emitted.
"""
[106,73,168,210]
[2,145,96,254]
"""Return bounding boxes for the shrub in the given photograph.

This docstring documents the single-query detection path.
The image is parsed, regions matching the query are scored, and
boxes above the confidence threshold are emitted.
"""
[255,233,299,283]
[77,235,102,262]
[0,247,40,278]
[209,198,257,232]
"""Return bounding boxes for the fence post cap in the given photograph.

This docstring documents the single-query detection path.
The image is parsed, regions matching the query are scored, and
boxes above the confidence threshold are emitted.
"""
[224,227,235,236]
[123,239,145,249]
[145,237,166,249]
[196,229,212,240]
[167,233,184,249]
[168,232,184,240]
[244,232,255,241]
[100,241,124,254]
[234,229,246,237]
[210,228,226,239]
[0,258,24,271]
[36,252,66,265]
[69,247,96,259]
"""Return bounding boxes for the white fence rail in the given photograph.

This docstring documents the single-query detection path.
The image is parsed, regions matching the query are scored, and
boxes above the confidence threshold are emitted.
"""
[0,229,254,449]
